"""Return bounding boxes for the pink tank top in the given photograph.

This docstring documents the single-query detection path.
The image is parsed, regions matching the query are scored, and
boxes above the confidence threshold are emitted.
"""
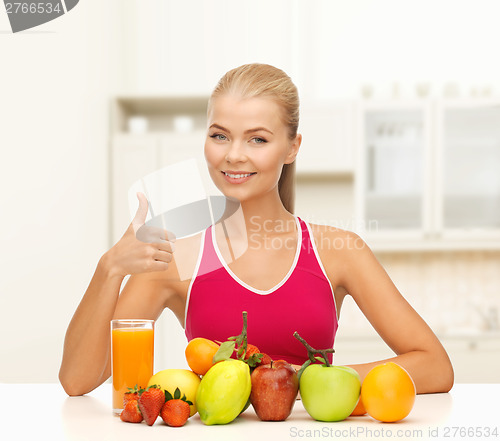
[184,216,338,365]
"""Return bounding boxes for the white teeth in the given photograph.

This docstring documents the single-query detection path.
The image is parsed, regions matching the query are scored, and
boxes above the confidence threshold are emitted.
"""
[224,172,253,179]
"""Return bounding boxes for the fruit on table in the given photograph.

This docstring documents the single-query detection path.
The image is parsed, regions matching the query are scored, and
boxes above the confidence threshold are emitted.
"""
[160,387,193,427]
[185,337,220,376]
[120,399,143,423]
[242,343,261,360]
[350,395,367,416]
[250,360,299,421]
[196,359,251,425]
[259,353,273,365]
[293,332,361,422]
[123,384,144,407]
[161,399,191,427]
[300,364,361,421]
[239,343,273,367]
[147,369,201,417]
[138,385,165,426]
[361,362,416,422]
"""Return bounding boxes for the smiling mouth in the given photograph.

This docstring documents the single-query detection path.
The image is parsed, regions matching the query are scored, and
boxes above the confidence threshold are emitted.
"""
[222,171,257,179]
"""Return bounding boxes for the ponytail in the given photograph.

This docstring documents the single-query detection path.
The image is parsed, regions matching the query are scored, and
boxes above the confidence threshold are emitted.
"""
[278,162,296,214]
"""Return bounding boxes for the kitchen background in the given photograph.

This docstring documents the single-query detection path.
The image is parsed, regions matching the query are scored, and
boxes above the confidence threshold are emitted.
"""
[1,0,499,384]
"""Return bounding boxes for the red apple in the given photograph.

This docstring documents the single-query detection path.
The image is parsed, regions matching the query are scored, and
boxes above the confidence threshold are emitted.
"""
[250,360,299,421]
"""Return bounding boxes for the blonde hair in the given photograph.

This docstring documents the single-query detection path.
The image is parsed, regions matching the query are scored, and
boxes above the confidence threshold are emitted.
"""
[208,63,299,213]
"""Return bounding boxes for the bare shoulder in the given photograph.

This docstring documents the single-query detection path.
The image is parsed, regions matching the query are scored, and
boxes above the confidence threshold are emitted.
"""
[306,222,373,289]
[306,222,368,255]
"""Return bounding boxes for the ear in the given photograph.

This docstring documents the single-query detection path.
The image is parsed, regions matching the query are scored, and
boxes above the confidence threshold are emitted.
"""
[284,133,302,164]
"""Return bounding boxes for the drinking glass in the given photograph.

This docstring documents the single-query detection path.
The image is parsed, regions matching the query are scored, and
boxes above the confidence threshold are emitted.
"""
[111,319,154,415]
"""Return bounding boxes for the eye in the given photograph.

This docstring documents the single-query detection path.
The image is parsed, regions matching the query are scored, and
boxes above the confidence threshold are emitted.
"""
[251,137,267,144]
[209,133,227,141]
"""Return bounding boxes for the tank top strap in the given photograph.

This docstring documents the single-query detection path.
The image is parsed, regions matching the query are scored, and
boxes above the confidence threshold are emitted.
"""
[296,216,316,262]
[196,225,223,278]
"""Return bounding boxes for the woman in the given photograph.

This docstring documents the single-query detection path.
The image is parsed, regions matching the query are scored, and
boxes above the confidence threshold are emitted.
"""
[59,63,454,396]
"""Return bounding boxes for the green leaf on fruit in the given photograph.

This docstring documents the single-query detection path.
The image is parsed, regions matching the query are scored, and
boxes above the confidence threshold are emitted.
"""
[125,384,144,395]
[164,387,193,405]
[245,353,263,367]
[174,387,181,400]
[314,356,327,365]
[213,340,236,363]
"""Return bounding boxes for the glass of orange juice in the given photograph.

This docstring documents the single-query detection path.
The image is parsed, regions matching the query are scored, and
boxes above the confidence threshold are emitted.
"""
[111,319,154,414]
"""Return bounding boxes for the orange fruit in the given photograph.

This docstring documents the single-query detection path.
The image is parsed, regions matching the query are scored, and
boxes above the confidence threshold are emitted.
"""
[361,362,416,422]
[350,396,367,416]
[185,338,220,376]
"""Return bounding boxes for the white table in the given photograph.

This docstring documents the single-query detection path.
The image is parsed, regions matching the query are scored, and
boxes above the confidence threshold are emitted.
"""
[0,383,498,440]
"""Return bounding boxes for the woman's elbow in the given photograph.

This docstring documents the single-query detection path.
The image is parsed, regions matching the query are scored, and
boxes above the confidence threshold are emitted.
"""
[434,351,454,393]
[441,360,454,393]
[60,377,83,397]
[59,368,93,397]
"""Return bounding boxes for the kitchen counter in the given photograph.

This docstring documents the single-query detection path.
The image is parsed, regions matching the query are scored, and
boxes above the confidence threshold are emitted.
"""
[0,383,498,440]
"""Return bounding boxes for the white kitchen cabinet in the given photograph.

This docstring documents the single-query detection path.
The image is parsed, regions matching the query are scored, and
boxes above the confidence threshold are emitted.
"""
[120,1,299,94]
[355,101,432,236]
[440,334,500,383]
[355,99,500,250]
[111,134,160,242]
[157,131,206,167]
[436,101,500,234]
[110,96,209,244]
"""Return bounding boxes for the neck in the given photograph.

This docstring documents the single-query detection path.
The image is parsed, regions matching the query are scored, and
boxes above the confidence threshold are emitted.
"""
[218,191,296,238]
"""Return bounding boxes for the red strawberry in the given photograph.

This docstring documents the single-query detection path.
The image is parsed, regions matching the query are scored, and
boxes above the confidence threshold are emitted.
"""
[120,399,143,423]
[243,344,261,360]
[260,353,273,365]
[239,343,266,367]
[123,384,144,407]
[138,385,165,426]
[161,387,193,427]
[160,399,190,427]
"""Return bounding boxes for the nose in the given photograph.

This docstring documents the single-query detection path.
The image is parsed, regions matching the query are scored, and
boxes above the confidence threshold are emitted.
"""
[225,141,247,163]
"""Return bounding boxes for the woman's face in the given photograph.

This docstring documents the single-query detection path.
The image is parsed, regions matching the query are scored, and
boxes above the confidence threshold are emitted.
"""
[204,94,300,205]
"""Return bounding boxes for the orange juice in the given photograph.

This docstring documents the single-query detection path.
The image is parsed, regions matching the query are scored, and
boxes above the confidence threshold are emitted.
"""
[111,325,154,412]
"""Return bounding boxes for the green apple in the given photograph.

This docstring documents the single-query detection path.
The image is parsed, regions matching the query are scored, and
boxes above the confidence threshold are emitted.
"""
[300,364,361,422]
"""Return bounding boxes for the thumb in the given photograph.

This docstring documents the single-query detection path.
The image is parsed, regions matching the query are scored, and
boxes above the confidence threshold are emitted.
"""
[132,192,149,232]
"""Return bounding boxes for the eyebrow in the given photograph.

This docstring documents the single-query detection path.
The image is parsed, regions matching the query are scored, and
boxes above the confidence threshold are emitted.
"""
[209,123,274,135]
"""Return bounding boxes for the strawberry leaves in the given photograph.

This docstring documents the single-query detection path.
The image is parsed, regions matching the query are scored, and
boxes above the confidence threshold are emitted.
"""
[245,352,264,367]
[164,387,193,406]
[125,384,145,395]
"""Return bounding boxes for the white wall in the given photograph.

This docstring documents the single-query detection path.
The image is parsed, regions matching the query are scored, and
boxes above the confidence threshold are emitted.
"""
[0,1,121,382]
[1,0,500,383]
[118,0,500,100]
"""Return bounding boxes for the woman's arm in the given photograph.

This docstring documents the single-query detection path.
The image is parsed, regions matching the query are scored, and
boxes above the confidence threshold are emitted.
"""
[59,260,176,396]
[325,229,454,394]
[58,258,123,396]
[59,194,176,396]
